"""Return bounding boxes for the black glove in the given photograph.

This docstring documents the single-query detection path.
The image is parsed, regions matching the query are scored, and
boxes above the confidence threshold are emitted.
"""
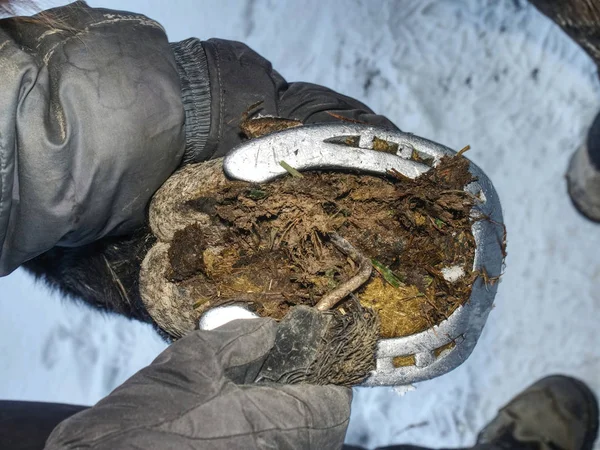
[173,37,400,164]
[45,318,352,450]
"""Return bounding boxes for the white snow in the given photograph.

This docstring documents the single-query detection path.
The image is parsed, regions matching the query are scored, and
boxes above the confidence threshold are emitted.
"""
[442,265,466,283]
[1,1,600,449]
[199,305,259,331]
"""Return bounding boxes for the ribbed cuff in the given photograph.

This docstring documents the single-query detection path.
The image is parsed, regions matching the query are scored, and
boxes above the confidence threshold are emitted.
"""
[170,38,212,164]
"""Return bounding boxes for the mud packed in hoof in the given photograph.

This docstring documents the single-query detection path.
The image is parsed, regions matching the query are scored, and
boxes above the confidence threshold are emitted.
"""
[161,152,478,340]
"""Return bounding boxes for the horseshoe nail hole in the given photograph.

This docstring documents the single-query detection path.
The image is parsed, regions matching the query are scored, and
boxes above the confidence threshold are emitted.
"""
[409,148,435,167]
[434,341,457,358]
[324,135,361,147]
[372,137,399,154]
[392,354,416,368]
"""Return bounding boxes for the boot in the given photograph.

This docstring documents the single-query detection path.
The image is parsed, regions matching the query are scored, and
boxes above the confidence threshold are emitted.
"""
[526,2,600,222]
[477,375,599,450]
[567,111,600,222]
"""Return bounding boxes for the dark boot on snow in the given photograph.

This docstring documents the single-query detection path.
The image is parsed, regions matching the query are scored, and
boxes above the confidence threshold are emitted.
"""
[477,375,599,450]
[567,111,600,223]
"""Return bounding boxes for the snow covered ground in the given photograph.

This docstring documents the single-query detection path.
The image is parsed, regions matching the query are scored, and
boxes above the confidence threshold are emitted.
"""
[1,0,599,448]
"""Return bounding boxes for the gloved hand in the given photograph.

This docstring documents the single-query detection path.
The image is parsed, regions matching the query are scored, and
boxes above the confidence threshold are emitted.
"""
[45,318,352,450]
[180,37,400,163]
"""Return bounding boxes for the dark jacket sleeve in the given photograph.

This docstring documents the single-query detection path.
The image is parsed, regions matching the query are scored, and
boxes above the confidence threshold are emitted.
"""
[0,1,193,275]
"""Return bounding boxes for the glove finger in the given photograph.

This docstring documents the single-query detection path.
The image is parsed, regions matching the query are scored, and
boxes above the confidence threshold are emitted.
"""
[153,317,277,386]
[154,317,277,377]
[209,317,278,371]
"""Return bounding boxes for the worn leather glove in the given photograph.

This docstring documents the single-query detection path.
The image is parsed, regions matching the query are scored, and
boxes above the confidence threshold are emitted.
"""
[45,318,352,450]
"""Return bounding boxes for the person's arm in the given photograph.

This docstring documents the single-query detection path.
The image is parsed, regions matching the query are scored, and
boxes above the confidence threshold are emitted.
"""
[0,1,198,275]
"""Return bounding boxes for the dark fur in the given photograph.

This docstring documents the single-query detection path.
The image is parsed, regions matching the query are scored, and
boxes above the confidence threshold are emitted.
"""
[20,227,171,338]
